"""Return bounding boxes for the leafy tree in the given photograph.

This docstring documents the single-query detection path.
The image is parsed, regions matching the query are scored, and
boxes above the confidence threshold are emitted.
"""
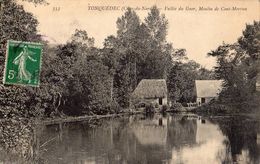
[104,6,173,108]
[209,43,254,103]
[0,0,44,118]
[0,0,41,78]
[208,21,260,104]
[167,49,214,104]
[141,6,172,79]
[48,30,112,115]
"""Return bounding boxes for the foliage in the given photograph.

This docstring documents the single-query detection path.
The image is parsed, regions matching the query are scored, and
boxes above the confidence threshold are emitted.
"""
[0,119,35,160]
[160,104,169,113]
[208,21,260,104]
[0,0,45,118]
[21,0,48,5]
[167,60,214,103]
[194,103,231,114]
[43,30,112,116]
[103,6,173,108]
[169,102,184,112]
[144,103,155,113]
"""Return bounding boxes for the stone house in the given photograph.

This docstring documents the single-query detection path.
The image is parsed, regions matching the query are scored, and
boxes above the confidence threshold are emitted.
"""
[132,79,168,107]
[195,80,223,106]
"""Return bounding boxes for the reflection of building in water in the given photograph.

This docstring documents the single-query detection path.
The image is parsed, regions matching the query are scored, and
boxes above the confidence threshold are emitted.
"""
[128,115,199,164]
[196,120,223,144]
[166,117,197,148]
[128,116,171,164]
[170,119,227,164]
[34,115,260,164]
[131,118,168,146]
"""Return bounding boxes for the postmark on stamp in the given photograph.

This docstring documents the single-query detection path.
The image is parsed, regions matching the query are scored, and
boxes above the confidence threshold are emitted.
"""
[3,40,43,87]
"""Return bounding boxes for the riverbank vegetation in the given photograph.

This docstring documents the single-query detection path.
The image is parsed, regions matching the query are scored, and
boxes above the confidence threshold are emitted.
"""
[0,0,213,120]
[0,0,259,120]
[206,21,260,113]
[0,0,259,162]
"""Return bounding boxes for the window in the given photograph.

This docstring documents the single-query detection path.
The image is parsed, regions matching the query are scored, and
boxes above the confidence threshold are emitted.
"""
[201,98,206,104]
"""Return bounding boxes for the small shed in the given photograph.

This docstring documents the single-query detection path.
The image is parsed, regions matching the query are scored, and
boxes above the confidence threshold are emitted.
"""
[132,79,167,106]
[195,80,223,106]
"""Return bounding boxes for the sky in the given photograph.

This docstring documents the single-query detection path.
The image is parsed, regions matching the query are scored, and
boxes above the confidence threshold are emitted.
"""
[20,0,259,69]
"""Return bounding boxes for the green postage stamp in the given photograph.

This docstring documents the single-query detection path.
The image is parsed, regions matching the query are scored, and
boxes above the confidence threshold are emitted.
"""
[3,40,43,87]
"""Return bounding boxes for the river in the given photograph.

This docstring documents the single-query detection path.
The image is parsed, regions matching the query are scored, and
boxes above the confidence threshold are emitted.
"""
[1,114,260,164]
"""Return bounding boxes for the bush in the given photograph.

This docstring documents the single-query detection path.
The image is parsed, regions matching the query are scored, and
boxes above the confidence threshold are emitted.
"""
[109,101,121,114]
[145,103,155,113]
[169,103,184,112]
[155,103,159,108]
[0,119,35,161]
[160,104,169,113]
[194,103,230,114]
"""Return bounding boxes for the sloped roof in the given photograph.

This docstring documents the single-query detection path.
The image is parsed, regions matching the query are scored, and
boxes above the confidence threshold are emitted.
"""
[195,80,223,98]
[133,79,167,98]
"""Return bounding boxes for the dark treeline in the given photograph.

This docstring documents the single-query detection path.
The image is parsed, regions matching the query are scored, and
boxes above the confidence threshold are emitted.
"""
[0,1,213,118]
[208,21,260,110]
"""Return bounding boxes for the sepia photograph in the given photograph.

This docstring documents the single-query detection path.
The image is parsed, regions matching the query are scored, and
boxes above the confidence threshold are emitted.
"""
[0,0,259,163]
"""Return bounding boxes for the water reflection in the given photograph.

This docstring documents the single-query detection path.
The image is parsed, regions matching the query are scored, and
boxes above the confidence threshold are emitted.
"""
[0,114,260,164]
[214,117,260,164]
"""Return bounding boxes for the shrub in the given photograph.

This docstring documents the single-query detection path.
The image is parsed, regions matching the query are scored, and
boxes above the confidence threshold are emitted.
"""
[145,103,155,113]
[169,103,184,112]
[155,103,159,108]
[194,103,230,114]
[160,104,169,113]
[0,119,35,161]
[109,100,121,114]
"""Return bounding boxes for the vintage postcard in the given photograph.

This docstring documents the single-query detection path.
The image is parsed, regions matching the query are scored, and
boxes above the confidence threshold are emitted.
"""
[0,0,259,163]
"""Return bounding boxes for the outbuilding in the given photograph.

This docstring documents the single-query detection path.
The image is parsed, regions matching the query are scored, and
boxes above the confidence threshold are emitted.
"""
[195,80,223,106]
[132,79,168,106]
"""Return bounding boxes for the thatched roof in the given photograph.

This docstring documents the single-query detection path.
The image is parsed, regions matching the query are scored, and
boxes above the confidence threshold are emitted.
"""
[133,79,167,98]
[195,80,223,98]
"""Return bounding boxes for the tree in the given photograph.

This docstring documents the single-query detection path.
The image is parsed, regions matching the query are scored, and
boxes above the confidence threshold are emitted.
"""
[167,48,214,104]
[47,30,112,115]
[0,0,44,118]
[105,8,142,108]
[141,6,172,79]
[0,0,41,79]
[105,6,174,108]
[208,21,260,104]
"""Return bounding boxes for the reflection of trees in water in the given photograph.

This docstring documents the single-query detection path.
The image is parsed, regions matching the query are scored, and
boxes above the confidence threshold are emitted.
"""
[213,117,260,164]
[167,117,197,149]
[33,115,199,164]
[37,117,131,164]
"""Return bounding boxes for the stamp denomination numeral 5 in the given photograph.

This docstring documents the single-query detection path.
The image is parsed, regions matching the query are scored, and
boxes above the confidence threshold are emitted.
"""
[8,70,15,80]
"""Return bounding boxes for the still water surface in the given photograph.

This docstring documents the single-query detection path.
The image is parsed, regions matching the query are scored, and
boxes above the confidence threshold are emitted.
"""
[1,114,260,164]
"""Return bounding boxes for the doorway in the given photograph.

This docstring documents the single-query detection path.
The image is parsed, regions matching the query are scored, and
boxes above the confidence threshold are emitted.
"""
[159,98,163,105]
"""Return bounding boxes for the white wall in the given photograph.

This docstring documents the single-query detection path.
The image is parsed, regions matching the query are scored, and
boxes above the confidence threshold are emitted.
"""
[143,97,168,106]
[197,97,215,106]
[162,97,167,105]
